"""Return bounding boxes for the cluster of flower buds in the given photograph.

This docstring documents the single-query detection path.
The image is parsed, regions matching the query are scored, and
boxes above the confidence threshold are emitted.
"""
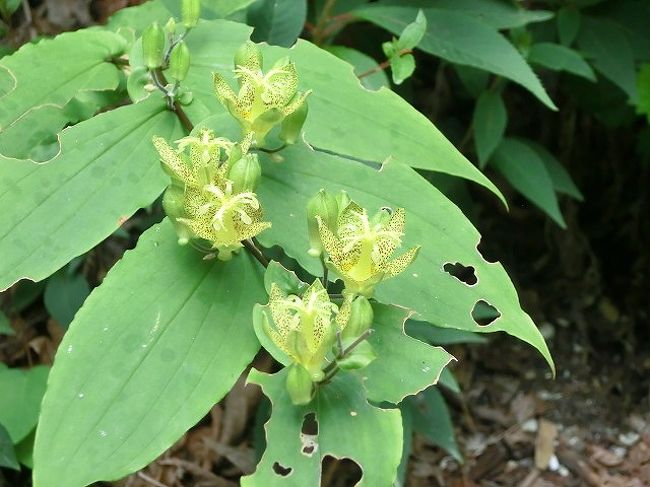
[213,41,311,146]
[307,190,419,297]
[152,129,270,260]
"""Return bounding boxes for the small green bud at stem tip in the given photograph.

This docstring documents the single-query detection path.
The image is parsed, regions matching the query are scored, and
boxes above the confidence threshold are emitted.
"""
[227,154,262,193]
[181,0,201,28]
[142,22,165,69]
[286,364,314,405]
[306,189,339,256]
[168,41,191,82]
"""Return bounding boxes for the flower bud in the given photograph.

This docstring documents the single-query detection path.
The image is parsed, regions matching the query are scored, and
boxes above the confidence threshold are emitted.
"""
[165,17,176,36]
[227,153,261,193]
[234,40,263,71]
[279,97,308,145]
[162,186,192,245]
[286,364,314,406]
[181,0,200,28]
[142,22,165,69]
[342,296,374,339]
[307,190,338,257]
[168,41,190,82]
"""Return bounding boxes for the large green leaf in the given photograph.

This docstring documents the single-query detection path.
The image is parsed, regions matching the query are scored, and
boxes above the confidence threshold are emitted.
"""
[180,20,504,202]
[0,97,182,291]
[491,137,566,228]
[473,90,507,167]
[361,304,454,404]
[248,0,307,47]
[33,220,266,487]
[578,17,637,102]
[242,368,402,486]
[528,43,596,81]
[0,30,126,159]
[0,364,49,443]
[377,0,553,30]
[353,6,556,109]
[249,143,553,371]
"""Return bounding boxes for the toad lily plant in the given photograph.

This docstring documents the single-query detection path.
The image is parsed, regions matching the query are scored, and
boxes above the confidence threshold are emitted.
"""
[6,4,553,486]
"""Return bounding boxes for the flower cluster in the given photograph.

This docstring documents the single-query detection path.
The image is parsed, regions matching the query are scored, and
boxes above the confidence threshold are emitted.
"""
[213,41,311,145]
[153,128,270,260]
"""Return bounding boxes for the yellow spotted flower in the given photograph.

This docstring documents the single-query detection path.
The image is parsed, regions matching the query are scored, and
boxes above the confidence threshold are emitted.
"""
[152,129,270,260]
[318,202,419,297]
[264,280,349,381]
[213,41,311,145]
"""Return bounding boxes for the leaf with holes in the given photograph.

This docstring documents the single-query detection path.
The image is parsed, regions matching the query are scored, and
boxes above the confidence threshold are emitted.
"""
[178,20,505,202]
[473,90,507,167]
[361,304,454,404]
[242,368,403,486]
[0,97,182,292]
[242,142,553,371]
[491,137,566,228]
[0,30,126,159]
[353,5,556,109]
[33,220,266,487]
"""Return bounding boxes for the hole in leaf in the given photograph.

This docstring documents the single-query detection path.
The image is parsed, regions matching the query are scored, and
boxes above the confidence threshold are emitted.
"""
[320,456,362,486]
[472,300,501,326]
[301,413,319,457]
[301,412,318,435]
[443,262,478,285]
[272,462,292,477]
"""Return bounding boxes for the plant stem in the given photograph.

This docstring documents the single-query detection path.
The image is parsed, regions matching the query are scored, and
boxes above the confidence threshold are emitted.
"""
[320,328,373,381]
[255,143,287,154]
[243,239,270,268]
[357,49,412,80]
[153,68,194,133]
[312,0,338,45]
[320,255,329,290]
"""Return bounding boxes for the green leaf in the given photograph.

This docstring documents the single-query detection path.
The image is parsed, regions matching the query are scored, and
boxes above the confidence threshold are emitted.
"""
[491,138,566,228]
[528,43,596,81]
[201,0,256,18]
[0,97,182,292]
[360,304,454,404]
[0,364,49,443]
[374,0,553,30]
[43,271,91,329]
[578,17,637,102]
[14,428,35,468]
[242,368,403,486]
[524,141,583,201]
[248,0,307,47]
[557,6,581,46]
[0,423,20,471]
[325,45,389,91]
[397,9,426,50]
[0,30,126,159]
[405,386,462,461]
[250,143,554,371]
[473,90,507,167]
[438,367,460,394]
[405,320,487,345]
[183,20,505,202]
[33,220,266,487]
[354,6,556,109]
[395,404,413,487]
[0,310,13,336]
[390,53,415,85]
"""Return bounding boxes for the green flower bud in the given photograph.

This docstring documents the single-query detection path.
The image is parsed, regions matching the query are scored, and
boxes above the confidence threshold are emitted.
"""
[342,296,374,339]
[165,17,176,36]
[307,189,339,257]
[227,153,261,193]
[279,97,308,145]
[142,22,165,69]
[168,41,190,82]
[336,340,376,371]
[181,0,200,28]
[162,186,192,245]
[234,40,263,71]
[286,364,314,406]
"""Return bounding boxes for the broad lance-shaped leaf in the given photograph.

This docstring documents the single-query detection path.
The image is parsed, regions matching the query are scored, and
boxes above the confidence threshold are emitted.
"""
[0,97,182,292]
[353,5,557,110]
[177,19,504,202]
[33,220,266,487]
[243,368,402,486]
[0,29,126,159]
[361,304,454,404]
[251,143,553,371]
